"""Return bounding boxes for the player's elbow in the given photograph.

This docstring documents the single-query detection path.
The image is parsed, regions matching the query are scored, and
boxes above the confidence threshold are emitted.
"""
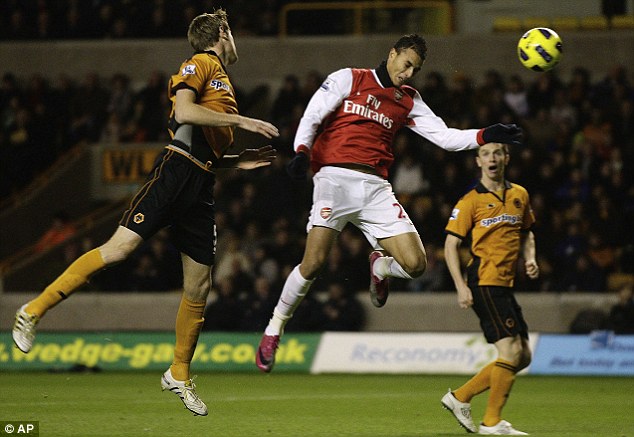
[174,107,192,125]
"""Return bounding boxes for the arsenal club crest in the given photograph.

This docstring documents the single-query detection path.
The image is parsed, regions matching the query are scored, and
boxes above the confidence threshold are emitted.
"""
[320,207,333,219]
[394,89,403,101]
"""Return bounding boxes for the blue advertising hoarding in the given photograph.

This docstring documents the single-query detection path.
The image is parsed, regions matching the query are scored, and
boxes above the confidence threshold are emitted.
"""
[531,331,634,376]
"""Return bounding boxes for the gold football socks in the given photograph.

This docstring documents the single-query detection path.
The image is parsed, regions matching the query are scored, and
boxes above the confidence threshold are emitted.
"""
[26,249,105,317]
[170,297,206,381]
[482,359,517,427]
[453,361,496,402]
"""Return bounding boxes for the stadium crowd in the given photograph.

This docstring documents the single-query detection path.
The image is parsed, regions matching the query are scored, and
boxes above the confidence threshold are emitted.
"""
[0,0,362,40]
[3,63,632,304]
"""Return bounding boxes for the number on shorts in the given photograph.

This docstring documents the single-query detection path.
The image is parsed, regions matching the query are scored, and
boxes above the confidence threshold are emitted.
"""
[393,203,405,219]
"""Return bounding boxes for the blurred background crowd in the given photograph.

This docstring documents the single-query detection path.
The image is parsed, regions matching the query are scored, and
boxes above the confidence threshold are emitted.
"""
[1,1,633,333]
[0,0,368,40]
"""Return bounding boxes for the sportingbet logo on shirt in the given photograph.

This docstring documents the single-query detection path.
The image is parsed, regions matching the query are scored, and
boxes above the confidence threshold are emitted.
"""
[210,79,231,92]
[480,214,521,227]
[181,65,196,76]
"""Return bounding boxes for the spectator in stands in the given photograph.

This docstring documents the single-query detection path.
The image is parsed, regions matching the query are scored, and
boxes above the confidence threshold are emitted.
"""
[213,233,253,290]
[127,252,164,291]
[107,73,133,122]
[391,133,430,197]
[503,75,529,118]
[607,283,634,334]
[240,276,277,331]
[202,278,244,332]
[69,72,109,143]
[448,72,477,127]
[59,1,91,39]
[135,70,169,141]
[557,254,607,292]
[271,74,302,127]
[33,211,78,254]
[527,72,561,116]
[321,282,365,331]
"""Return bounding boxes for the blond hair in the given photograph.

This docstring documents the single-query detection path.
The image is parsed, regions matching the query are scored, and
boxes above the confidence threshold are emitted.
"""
[187,8,229,52]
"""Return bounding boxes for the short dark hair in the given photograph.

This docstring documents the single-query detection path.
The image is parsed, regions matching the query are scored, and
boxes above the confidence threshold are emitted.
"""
[393,34,427,61]
[187,8,229,52]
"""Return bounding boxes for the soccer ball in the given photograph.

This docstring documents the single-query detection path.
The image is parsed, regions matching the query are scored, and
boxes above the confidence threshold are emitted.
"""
[517,27,563,72]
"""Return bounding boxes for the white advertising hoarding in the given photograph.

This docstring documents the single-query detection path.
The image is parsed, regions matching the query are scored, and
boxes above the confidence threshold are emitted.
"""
[311,332,539,374]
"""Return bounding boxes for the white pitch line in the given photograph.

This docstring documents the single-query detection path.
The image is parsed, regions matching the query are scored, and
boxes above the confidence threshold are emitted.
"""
[0,391,421,407]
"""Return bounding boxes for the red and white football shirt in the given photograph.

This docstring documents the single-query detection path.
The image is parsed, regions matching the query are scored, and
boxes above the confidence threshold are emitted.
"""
[294,68,480,179]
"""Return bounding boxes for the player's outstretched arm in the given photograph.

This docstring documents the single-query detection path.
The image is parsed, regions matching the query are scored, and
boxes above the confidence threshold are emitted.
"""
[236,145,277,170]
[477,123,523,146]
[236,117,279,139]
[174,89,279,139]
[217,145,277,170]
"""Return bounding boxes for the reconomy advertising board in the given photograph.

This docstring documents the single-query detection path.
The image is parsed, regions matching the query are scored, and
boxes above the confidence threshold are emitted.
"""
[310,332,539,374]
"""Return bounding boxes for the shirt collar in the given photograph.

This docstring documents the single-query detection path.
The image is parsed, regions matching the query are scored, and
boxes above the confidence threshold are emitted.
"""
[375,61,395,88]
[475,180,512,193]
[196,49,227,71]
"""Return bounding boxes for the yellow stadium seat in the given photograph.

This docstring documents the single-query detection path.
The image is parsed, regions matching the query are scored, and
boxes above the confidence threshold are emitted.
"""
[551,16,580,31]
[493,16,522,32]
[611,14,634,29]
[580,15,609,30]
[523,17,551,29]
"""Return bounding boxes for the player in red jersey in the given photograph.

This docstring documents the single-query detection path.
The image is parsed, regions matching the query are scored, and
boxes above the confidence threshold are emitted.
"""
[256,34,523,373]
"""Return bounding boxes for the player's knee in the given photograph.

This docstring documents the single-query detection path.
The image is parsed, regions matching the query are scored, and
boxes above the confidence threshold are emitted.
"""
[502,337,526,367]
[99,227,143,264]
[183,272,211,301]
[516,346,532,371]
[403,253,427,278]
[299,257,327,280]
[98,243,133,264]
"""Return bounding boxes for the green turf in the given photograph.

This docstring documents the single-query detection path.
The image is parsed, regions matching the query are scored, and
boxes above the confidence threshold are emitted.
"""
[0,372,632,436]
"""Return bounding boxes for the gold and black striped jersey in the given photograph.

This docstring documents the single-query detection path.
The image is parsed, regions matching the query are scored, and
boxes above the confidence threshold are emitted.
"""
[445,180,535,288]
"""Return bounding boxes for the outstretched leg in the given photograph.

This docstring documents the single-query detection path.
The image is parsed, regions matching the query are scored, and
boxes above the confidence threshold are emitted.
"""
[256,226,337,372]
[13,226,142,353]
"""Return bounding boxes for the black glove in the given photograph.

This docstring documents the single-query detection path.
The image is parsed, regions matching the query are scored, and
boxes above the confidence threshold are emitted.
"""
[478,123,523,146]
[286,151,310,179]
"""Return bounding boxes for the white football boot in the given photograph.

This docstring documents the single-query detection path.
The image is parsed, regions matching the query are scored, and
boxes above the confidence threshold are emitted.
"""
[479,420,528,435]
[441,389,477,433]
[161,368,208,416]
[13,304,39,353]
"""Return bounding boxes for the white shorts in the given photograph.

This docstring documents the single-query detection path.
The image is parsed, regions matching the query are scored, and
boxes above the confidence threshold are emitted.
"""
[307,166,418,249]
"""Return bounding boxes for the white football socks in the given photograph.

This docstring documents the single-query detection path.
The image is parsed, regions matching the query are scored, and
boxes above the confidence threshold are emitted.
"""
[372,255,413,280]
[265,265,314,336]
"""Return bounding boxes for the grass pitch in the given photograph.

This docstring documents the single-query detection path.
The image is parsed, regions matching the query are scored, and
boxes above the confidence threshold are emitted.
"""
[0,372,632,436]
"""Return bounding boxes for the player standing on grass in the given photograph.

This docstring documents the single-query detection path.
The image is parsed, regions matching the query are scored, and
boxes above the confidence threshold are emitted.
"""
[442,142,538,435]
[12,9,278,416]
[255,34,524,373]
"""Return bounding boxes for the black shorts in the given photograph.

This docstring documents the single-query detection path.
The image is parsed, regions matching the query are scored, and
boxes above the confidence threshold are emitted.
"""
[470,285,528,344]
[119,148,216,265]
